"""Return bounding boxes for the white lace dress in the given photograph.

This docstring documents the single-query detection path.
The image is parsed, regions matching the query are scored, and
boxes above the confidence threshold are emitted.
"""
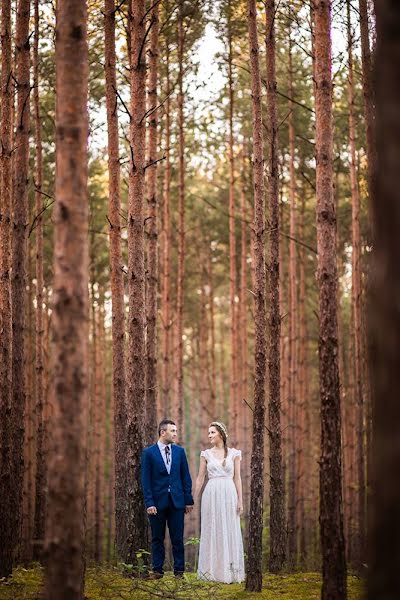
[197,447,245,583]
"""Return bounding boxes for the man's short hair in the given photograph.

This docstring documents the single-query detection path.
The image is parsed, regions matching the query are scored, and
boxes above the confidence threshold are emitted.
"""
[158,419,176,436]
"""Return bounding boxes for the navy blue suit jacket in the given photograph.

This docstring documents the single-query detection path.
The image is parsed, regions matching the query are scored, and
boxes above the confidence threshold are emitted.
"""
[141,444,194,510]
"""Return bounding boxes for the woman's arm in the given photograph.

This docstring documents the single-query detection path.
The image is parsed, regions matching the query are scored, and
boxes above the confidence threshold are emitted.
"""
[234,456,243,515]
[194,456,207,501]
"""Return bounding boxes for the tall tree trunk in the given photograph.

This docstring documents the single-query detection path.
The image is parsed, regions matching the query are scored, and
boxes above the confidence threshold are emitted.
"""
[227,0,238,445]
[176,2,185,433]
[22,244,35,565]
[161,8,172,417]
[0,0,14,578]
[207,245,217,416]
[126,0,147,562]
[11,0,31,562]
[145,2,159,444]
[245,0,267,591]
[33,0,46,560]
[313,1,347,598]
[367,3,400,598]
[266,0,286,574]
[104,0,128,561]
[287,34,298,571]
[347,0,366,571]
[239,157,250,524]
[94,301,105,563]
[160,19,173,415]
[297,194,308,567]
[44,0,89,596]
[359,0,376,213]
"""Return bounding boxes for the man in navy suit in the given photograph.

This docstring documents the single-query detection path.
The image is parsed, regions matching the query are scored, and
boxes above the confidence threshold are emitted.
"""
[141,419,194,578]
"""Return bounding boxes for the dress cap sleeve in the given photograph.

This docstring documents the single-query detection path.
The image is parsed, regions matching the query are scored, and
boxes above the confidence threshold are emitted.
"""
[200,449,208,460]
[232,448,242,460]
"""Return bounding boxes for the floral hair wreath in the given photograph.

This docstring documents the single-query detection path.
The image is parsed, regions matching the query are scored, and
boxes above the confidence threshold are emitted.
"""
[210,421,228,439]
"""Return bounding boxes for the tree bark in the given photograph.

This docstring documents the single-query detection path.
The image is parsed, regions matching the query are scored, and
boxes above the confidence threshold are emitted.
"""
[104,0,128,561]
[347,0,366,571]
[245,0,267,592]
[33,0,46,560]
[161,28,173,415]
[227,0,238,445]
[367,3,400,598]
[145,1,159,444]
[176,2,185,433]
[313,1,347,598]
[265,0,286,575]
[161,7,172,417]
[359,0,376,214]
[287,33,298,571]
[11,0,31,563]
[44,0,89,596]
[126,0,147,562]
[0,0,14,578]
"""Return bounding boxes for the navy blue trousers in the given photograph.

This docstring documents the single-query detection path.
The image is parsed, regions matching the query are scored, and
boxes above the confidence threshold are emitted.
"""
[148,494,185,574]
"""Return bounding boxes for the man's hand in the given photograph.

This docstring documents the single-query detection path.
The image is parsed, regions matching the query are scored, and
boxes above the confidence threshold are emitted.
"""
[147,506,157,515]
[185,505,194,514]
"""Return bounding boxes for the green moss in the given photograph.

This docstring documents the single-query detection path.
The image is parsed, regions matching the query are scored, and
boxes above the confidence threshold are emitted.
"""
[0,566,364,600]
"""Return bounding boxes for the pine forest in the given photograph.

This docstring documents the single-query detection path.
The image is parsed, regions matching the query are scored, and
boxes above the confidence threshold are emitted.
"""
[0,0,399,599]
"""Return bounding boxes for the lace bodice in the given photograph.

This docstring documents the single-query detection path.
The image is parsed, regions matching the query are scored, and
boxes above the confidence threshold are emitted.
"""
[200,447,242,479]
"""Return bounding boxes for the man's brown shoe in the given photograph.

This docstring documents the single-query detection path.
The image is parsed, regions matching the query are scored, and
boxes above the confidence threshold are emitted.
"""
[146,572,163,580]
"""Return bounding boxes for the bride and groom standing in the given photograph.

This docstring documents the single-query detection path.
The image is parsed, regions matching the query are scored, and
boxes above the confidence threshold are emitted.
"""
[140,419,245,583]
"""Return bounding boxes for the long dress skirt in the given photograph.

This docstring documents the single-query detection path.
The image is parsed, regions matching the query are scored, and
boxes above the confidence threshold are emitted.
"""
[197,448,245,583]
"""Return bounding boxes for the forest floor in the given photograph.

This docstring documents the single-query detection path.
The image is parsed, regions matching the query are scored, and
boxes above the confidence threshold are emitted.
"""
[0,565,364,600]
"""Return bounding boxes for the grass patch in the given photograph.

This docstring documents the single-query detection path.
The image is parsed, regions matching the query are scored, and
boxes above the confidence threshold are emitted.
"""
[0,566,364,599]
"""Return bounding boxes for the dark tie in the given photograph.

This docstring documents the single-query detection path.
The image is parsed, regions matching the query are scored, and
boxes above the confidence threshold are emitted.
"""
[165,446,170,465]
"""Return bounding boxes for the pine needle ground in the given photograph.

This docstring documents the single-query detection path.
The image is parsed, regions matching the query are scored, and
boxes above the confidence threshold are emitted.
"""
[0,566,364,600]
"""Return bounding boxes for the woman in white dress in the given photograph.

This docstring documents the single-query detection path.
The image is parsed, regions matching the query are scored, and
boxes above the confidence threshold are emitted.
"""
[194,421,245,583]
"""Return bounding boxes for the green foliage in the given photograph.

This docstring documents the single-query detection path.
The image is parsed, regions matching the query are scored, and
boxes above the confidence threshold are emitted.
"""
[0,566,364,600]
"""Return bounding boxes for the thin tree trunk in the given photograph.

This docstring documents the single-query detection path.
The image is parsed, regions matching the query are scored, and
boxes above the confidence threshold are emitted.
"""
[367,3,400,597]
[287,34,298,571]
[94,301,105,563]
[359,0,376,214]
[44,0,89,596]
[176,2,185,433]
[239,156,250,525]
[161,9,172,417]
[33,0,46,560]
[106,382,115,563]
[313,1,347,598]
[126,0,147,562]
[22,244,35,565]
[227,0,238,445]
[266,0,286,575]
[11,0,31,562]
[104,0,128,562]
[346,0,365,570]
[297,195,307,567]
[207,246,217,416]
[145,2,159,444]
[0,0,14,578]
[245,0,267,591]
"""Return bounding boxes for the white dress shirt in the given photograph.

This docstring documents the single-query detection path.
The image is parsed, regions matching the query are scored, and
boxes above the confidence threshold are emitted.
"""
[157,440,172,475]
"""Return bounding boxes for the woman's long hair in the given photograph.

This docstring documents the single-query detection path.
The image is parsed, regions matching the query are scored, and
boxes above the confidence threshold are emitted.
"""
[210,422,228,467]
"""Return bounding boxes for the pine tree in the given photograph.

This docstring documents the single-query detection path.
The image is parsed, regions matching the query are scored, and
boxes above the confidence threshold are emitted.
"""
[265,0,286,575]
[0,0,14,577]
[245,0,267,592]
[367,2,400,598]
[44,0,89,596]
[126,0,147,562]
[104,0,128,560]
[313,1,347,597]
